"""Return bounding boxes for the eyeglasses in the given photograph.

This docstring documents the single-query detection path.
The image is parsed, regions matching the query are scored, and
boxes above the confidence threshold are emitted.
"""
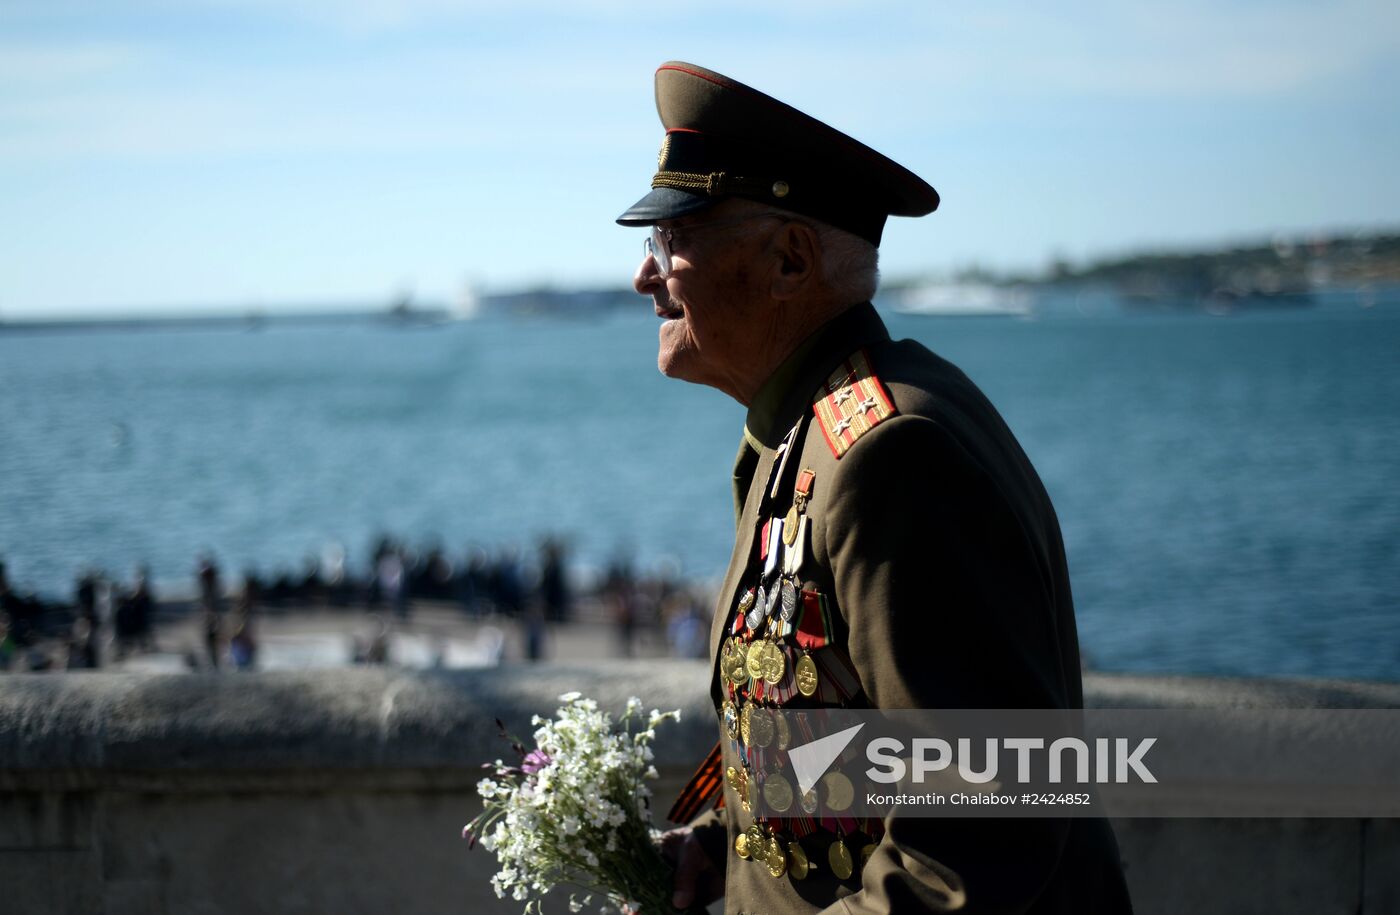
[643,212,785,278]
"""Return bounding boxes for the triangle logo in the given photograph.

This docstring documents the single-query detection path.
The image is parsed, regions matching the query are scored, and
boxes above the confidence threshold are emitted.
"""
[788,723,865,797]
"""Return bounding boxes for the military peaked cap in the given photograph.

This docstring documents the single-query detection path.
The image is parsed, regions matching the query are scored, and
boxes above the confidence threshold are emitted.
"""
[617,61,938,247]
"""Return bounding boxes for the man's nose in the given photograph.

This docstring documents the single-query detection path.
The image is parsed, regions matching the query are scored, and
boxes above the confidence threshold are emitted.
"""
[634,248,663,295]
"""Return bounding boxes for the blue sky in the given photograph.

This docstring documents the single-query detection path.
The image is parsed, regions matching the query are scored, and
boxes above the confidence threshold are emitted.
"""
[2,0,1397,317]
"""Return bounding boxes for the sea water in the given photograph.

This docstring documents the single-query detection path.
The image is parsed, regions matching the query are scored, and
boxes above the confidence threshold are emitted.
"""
[2,292,1397,680]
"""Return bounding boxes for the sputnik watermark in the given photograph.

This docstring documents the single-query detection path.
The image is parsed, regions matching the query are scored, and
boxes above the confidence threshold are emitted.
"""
[738,708,1400,819]
[865,736,1157,785]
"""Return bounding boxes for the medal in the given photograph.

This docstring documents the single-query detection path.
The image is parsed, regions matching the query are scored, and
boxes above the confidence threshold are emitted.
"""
[774,710,791,750]
[763,581,781,618]
[794,469,815,512]
[736,588,756,618]
[745,640,768,682]
[783,514,808,579]
[788,840,810,880]
[725,765,741,791]
[795,653,819,697]
[801,788,818,815]
[748,586,767,631]
[821,771,855,812]
[722,639,749,686]
[746,639,766,683]
[829,837,854,880]
[735,832,750,860]
[747,825,767,862]
[762,771,793,813]
[765,837,788,878]
[739,703,753,746]
[748,705,775,748]
[780,579,798,621]
[739,767,752,811]
[761,640,786,685]
[722,700,740,740]
[784,469,815,551]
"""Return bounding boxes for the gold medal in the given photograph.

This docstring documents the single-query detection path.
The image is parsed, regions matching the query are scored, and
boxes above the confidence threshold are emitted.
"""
[736,588,756,617]
[747,825,767,862]
[735,832,750,860]
[774,710,791,750]
[762,771,793,813]
[860,842,877,870]
[801,788,819,815]
[783,505,799,544]
[788,840,810,880]
[748,705,775,747]
[796,653,819,697]
[821,771,855,812]
[829,837,854,880]
[727,639,752,686]
[746,639,768,682]
[725,765,741,791]
[722,700,740,740]
[766,837,788,878]
[740,767,752,811]
[762,642,786,685]
[740,702,753,746]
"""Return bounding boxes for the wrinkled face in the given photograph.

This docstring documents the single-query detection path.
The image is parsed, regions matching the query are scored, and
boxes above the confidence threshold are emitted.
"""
[633,204,778,395]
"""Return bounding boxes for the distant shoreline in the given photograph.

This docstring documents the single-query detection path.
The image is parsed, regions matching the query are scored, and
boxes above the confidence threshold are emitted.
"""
[0,307,453,335]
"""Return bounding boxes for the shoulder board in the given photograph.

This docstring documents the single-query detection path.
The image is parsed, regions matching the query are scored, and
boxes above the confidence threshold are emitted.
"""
[811,348,897,459]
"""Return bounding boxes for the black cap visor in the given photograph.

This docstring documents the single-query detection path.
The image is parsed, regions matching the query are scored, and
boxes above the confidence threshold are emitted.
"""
[616,186,718,227]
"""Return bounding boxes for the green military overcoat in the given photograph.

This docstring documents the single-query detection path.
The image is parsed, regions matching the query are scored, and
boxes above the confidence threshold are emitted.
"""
[686,302,1133,914]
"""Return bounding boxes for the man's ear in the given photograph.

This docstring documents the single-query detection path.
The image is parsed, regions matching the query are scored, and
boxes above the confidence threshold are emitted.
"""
[769,222,820,300]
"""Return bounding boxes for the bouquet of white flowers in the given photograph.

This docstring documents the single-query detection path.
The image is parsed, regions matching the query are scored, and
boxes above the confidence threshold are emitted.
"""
[464,692,691,914]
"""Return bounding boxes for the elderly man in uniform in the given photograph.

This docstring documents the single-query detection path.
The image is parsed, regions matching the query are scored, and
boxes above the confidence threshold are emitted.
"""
[620,62,1132,914]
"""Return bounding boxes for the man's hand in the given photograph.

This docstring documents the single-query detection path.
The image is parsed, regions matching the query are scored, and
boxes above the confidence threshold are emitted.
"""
[659,826,724,911]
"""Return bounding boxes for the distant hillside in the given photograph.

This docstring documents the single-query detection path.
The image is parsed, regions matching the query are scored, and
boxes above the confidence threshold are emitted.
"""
[1044,232,1400,301]
[887,230,1400,305]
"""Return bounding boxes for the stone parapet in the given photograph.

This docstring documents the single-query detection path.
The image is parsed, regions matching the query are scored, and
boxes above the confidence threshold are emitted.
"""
[1,664,1396,914]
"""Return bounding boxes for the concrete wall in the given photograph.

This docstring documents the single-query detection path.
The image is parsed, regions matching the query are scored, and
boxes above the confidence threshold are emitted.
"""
[1,664,1396,914]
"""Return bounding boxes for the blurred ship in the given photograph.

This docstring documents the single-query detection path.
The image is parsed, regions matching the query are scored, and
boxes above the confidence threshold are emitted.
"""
[892,282,1033,317]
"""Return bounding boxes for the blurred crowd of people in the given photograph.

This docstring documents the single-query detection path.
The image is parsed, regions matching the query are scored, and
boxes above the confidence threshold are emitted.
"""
[0,536,713,673]
[1,560,157,673]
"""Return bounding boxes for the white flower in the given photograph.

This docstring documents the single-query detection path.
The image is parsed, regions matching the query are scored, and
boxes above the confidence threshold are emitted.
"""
[466,694,681,914]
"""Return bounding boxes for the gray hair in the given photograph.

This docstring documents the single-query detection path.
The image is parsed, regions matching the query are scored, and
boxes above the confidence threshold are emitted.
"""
[724,198,881,303]
[813,222,880,304]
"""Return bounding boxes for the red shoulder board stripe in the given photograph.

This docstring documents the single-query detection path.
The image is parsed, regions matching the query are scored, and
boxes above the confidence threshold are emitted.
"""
[812,348,896,459]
